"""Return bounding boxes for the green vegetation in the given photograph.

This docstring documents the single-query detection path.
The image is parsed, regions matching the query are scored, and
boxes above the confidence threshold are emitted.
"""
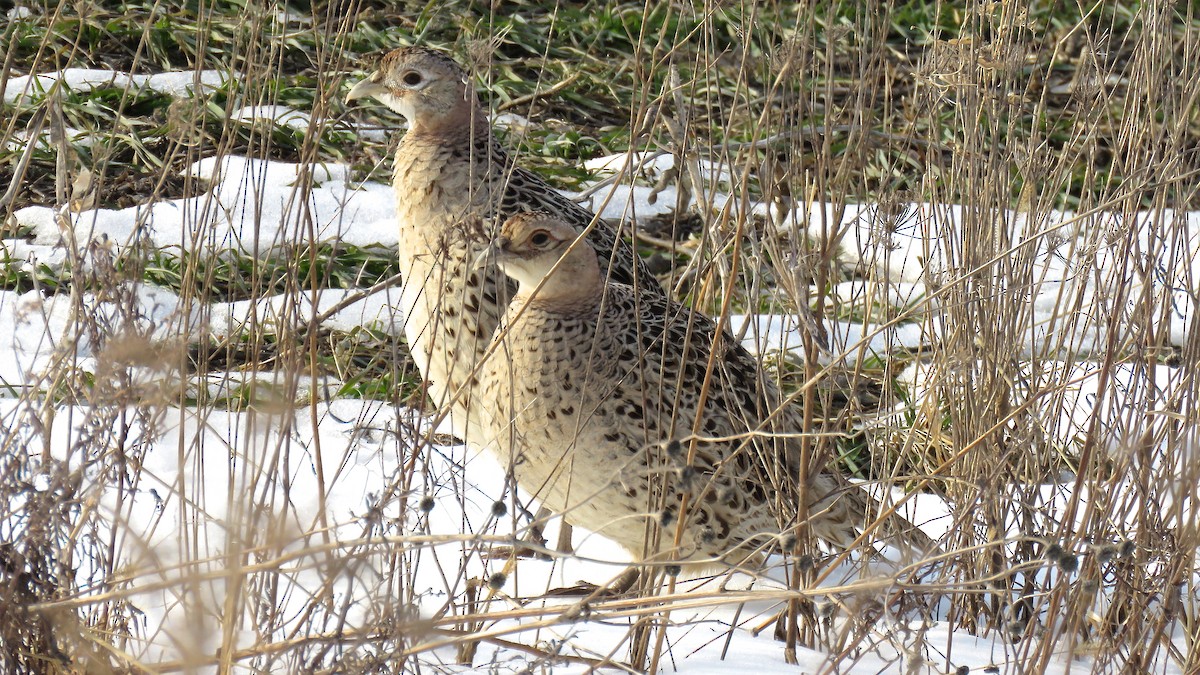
[5,0,1195,213]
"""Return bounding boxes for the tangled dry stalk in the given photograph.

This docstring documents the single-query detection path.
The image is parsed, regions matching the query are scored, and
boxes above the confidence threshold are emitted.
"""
[1,0,1198,672]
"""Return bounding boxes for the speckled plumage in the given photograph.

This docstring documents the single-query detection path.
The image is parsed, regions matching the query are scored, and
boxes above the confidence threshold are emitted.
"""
[345,47,658,439]
[480,213,919,568]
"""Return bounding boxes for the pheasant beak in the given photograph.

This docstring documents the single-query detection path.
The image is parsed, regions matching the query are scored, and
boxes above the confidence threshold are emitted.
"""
[472,236,514,270]
[345,77,387,104]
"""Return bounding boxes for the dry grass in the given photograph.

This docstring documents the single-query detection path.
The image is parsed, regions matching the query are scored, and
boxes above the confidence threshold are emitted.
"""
[1,0,1199,672]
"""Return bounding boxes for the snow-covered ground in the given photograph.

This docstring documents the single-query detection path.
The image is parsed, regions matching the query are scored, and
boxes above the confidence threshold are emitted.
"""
[2,67,1197,673]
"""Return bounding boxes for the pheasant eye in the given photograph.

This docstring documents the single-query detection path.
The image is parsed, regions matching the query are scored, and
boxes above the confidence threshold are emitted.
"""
[401,71,423,86]
[529,231,551,247]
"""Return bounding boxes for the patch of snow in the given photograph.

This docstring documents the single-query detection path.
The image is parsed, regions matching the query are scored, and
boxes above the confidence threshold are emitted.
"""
[3,68,226,105]
[13,156,393,253]
[896,358,1192,466]
[209,287,405,340]
[731,313,929,365]
[569,183,677,222]
[0,239,70,271]
[584,151,736,186]
[491,112,529,132]
[2,392,1184,672]
[185,153,350,186]
[773,202,1198,355]
[141,70,226,97]
[831,280,932,312]
[273,8,311,24]
[230,104,313,131]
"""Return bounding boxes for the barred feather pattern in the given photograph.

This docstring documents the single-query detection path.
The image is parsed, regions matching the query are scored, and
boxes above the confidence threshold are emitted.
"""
[479,213,932,567]
[350,47,658,439]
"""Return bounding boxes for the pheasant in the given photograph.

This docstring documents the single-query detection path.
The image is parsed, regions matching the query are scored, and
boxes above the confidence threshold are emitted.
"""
[345,46,659,443]
[476,212,931,569]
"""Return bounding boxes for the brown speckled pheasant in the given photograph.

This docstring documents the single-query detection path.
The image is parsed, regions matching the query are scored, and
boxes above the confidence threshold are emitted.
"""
[345,47,658,442]
[478,212,930,568]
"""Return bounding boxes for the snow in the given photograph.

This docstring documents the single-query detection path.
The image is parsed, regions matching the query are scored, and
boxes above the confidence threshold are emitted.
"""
[1,67,1196,673]
[731,313,929,365]
[13,156,394,254]
[492,112,530,132]
[584,151,736,187]
[2,68,227,105]
[897,358,1194,464]
[230,105,315,131]
[7,392,1128,672]
[209,287,405,339]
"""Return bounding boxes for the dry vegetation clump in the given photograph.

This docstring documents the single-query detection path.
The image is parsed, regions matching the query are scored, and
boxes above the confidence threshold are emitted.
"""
[1,0,1198,672]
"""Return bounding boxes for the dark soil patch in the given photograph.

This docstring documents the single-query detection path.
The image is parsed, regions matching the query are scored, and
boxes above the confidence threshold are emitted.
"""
[99,168,201,210]
[641,210,704,242]
[1,159,205,214]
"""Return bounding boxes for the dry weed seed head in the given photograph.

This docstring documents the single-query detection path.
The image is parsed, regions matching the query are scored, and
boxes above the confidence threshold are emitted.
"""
[1071,51,1104,104]
[818,601,837,620]
[1044,542,1064,562]
[487,572,506,590]
[1119,540,1136,558]
[464,35,503,76]
[769,36,806,78]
